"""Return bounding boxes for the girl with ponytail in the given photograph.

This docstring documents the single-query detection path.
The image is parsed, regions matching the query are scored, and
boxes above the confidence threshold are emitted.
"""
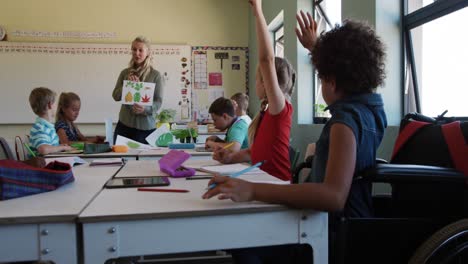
[212,6,296,181]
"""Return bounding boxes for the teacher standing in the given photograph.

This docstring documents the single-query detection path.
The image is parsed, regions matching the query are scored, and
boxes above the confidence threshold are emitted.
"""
[112,36,164,144]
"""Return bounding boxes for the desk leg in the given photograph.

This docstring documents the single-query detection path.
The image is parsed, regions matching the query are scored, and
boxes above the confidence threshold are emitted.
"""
[299,211,328,264]
[39,223,77,264]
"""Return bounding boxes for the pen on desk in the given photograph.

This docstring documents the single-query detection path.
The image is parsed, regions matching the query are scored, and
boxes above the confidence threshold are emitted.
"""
[206,160,265,190]
[137,188,189,193]
[23,143,36,157]
[186,176,213,180]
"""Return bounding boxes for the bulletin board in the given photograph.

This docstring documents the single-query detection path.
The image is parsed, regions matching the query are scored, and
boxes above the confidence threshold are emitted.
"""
[191,46,249,122]
[0,42,192,123]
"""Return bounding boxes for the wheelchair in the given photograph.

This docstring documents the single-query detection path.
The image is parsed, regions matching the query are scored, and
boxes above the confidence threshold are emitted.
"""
[292,114,468,264]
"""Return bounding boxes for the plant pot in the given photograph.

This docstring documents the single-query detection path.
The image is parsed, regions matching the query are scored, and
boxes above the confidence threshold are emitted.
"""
[179,138,185,143]
[156,122,170,129]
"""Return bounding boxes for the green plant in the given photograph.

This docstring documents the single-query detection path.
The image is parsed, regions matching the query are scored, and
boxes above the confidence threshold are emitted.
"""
[314,103,330,117]
[157,109,176,123]
[171,128,198,139]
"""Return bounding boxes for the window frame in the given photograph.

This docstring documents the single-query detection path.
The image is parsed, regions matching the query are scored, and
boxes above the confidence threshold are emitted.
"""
[273,23,285,58]
[403,0,468,119]
[312,0,337,124]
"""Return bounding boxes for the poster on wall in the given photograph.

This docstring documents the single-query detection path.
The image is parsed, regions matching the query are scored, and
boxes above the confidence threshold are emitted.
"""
[191,46,248,123]
[194,50,208,89]
[152,45,192,122]
[209,72,223,86]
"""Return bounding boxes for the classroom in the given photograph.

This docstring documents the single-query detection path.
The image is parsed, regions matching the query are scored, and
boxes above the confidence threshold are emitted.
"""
[0,0,467,264]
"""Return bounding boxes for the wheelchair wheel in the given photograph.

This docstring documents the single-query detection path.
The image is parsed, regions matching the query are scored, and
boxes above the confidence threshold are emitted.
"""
[409,219,468,264]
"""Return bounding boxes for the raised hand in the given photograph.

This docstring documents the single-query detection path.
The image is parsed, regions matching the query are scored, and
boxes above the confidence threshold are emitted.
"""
[248,0,262,9]
[295,10,318,52]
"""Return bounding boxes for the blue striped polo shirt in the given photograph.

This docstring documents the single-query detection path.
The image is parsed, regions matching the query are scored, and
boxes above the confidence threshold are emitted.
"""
[30,117,59,150]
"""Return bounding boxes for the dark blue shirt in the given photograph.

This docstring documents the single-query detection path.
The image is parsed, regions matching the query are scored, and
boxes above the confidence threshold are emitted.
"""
[308,93,387,218]
[55,120,79,141]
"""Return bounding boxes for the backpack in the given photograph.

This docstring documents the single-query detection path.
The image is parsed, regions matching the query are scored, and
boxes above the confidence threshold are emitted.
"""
[391,112,468,177]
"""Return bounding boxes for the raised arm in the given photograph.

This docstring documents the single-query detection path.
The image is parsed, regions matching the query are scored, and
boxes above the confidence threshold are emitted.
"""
[249,0,284,115]
[295,10,318,53]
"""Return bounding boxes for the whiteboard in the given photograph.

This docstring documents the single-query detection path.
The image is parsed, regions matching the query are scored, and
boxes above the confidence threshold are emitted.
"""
[0,42,192,124]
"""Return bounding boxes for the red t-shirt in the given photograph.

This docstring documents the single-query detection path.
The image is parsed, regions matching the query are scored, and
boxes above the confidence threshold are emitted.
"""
[250,100,292,181]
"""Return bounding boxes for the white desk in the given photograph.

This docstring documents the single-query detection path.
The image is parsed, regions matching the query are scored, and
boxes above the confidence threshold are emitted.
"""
[79,168,328,264]
[0,164,120,264]
[45,149,141,161]
[138,148,213,161]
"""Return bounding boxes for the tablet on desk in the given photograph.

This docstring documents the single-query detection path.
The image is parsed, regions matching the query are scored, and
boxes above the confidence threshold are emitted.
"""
[105,176,170,188]
[195,146,212,152]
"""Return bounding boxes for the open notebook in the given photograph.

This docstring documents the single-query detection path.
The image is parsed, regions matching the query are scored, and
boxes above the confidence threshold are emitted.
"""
[195,163,262,175]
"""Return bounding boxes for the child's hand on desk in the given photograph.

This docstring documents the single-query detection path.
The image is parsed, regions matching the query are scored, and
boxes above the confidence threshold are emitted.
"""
[212,146,234,164]
[202,175,254,202]
[205,140,216,151]
[94,135,106,143]
[60,145,75,152]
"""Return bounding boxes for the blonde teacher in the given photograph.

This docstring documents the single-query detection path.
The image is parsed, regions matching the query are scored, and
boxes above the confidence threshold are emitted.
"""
[112,36,164,144]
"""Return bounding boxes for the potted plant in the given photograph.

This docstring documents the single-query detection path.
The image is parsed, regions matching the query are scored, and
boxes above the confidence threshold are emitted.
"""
[171,128,198,143]
[156,109,176,129]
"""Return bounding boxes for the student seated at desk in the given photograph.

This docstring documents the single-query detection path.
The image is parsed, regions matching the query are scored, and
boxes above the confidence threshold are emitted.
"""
[231,92,252,126]
[205,97,249,152]
[29,87,75,155]
[55,92,104,144]
[204,1,387,263]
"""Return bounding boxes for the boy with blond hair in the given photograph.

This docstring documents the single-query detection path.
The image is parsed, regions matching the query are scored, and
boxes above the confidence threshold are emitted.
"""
[230,92,252,125]
[29,87,74,155]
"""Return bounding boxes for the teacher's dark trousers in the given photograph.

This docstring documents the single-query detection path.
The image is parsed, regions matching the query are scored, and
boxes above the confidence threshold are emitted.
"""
[113,121,155,145]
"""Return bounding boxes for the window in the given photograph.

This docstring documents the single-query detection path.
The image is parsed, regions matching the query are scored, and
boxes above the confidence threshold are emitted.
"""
[274,24,284,58]
[404,0,468,118]
[313,0,341,122]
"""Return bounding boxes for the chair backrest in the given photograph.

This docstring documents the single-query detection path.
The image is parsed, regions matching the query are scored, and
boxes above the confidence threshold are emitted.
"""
[0,137,15,160]
[15,136,28,161]
[289,146,300,180]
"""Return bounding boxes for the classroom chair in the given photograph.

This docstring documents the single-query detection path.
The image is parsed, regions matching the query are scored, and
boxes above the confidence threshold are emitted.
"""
[15,135,29,161]
[288,146,300,182]
[0,136,15,160]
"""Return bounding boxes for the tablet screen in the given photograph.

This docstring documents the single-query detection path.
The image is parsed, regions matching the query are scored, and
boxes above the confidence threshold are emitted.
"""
[105,177,170,188]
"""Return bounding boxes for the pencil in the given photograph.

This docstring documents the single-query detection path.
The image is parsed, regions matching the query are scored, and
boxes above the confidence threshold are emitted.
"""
[23,143,36,157]
[222,142,235,150]
[211,141,235,157]
[206,160,265,190]
[137,188,189,193]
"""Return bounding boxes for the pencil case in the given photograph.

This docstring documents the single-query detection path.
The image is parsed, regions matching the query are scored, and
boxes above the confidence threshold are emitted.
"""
[158,150,195,178]
[168,143,195,149]
[112,145,129,153]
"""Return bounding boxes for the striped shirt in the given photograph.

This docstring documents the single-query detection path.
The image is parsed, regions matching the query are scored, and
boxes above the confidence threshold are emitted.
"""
[30,117,59,150]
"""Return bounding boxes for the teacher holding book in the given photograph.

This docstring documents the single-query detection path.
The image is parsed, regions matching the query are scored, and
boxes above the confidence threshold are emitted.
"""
[112,36,165,144]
